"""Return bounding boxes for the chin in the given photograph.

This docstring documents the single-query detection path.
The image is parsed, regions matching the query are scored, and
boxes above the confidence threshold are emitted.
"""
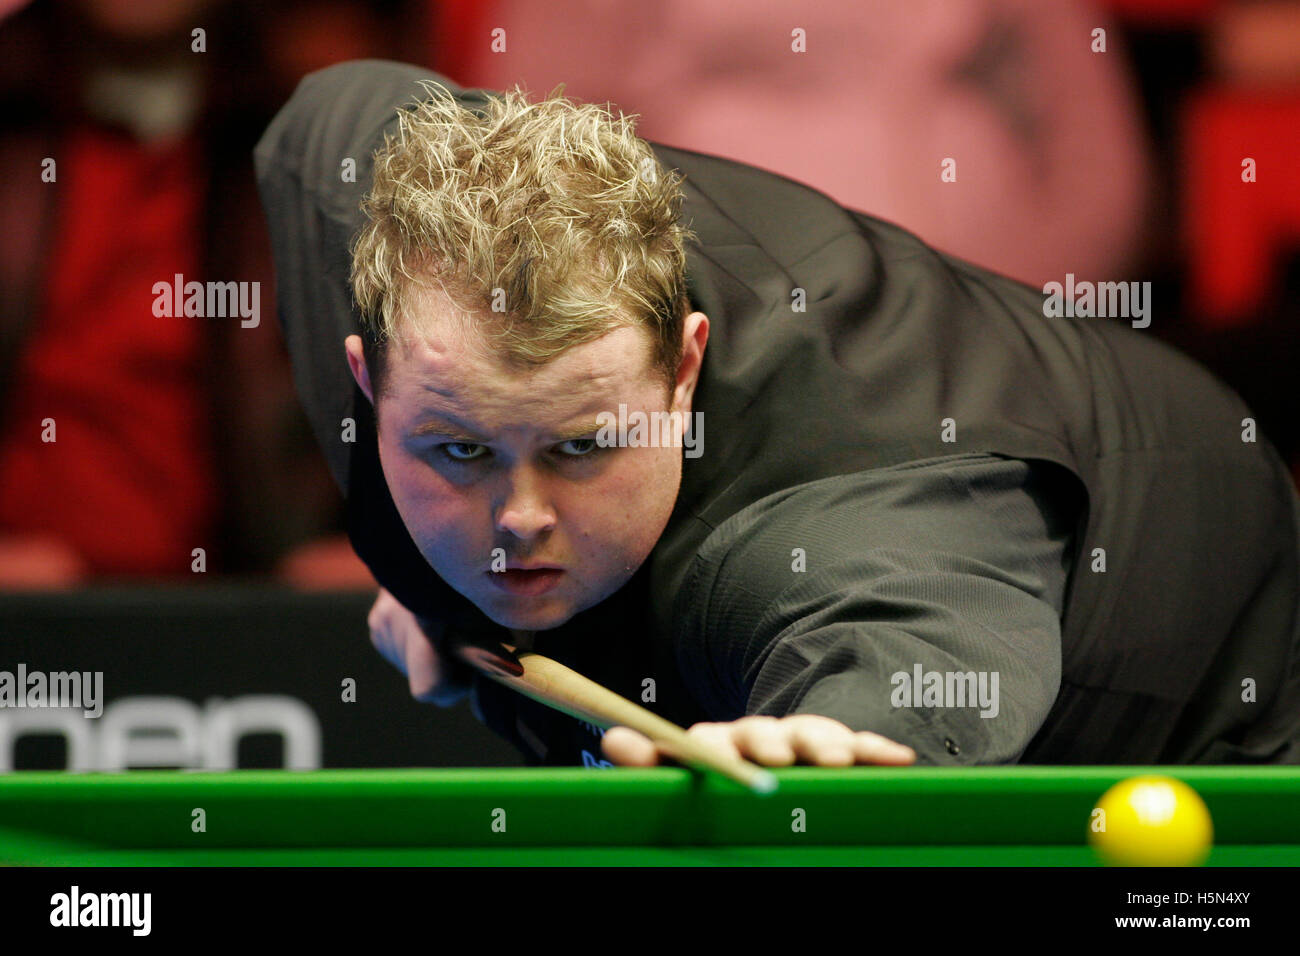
[479,598,575,633]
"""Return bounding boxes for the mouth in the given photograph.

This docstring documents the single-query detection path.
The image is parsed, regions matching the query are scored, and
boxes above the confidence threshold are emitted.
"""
[487,568,565,596]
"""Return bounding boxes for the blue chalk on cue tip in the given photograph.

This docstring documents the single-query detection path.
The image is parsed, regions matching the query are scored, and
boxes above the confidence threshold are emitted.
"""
[751,770,779,796]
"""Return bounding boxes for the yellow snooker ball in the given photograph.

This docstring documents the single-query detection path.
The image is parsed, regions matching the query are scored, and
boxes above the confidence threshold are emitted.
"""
[1088,775,1213,867]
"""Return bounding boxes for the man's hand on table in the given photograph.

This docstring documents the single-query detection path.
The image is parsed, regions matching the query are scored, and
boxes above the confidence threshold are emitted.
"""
[602,714,917,768]
[365,587,919,767]
[366,587,472,707]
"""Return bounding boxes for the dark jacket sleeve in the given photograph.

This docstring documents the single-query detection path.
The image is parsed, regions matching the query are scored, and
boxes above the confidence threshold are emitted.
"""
[675,454,1081,764]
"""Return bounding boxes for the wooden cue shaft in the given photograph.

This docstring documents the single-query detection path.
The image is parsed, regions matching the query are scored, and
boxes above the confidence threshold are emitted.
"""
[458,644,778,795]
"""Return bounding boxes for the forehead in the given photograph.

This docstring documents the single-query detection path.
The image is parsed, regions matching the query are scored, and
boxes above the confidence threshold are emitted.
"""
[382,288,657,418]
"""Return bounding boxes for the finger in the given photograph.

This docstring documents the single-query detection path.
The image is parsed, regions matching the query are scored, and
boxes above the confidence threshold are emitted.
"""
[368,622,408,676]
[850,730,917,765]
[403,628,444,701]
[787,716,858,766]
[681,722,746,765]
[601,726,660,766]
[366,588,389,631]
[371,631,406,675]
[728,716,797,765]
[367,593,406,674]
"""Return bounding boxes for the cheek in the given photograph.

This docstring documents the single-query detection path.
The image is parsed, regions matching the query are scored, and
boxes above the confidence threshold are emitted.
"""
[378,450,474,546]
[577,450,677,544]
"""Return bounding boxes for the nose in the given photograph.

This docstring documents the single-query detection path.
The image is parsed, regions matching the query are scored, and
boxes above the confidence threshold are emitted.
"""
[494,466,558,540]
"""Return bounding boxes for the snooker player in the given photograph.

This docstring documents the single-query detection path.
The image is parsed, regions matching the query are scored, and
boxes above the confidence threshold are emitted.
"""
[254,60,1300,769]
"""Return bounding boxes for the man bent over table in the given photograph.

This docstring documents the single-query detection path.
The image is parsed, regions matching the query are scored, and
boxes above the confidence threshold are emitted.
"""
[254,60,1300,769]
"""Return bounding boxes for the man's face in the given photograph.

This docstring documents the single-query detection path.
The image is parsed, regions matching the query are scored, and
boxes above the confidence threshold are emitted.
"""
[348,291,705,632]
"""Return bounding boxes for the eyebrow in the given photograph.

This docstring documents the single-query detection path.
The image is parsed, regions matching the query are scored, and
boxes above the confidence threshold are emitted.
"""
[409,415,609,443]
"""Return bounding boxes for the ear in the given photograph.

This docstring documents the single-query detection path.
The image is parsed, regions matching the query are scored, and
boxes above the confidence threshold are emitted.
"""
[671,311,709,413]
[344,334,374,405]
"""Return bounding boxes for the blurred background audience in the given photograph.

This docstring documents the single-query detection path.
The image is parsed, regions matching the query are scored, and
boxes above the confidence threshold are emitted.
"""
[0,0,1295,591]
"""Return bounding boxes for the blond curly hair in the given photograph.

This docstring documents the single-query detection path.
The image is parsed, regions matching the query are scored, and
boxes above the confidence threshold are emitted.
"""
[350,81,693,396]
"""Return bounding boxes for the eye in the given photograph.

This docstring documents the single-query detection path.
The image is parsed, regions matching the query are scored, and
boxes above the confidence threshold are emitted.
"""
[557,437,599,457]
[440,442,488,462]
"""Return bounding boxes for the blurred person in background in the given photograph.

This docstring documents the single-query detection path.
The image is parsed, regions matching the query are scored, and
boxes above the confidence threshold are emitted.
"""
[0,0,423,588]
[440,0,1155,289]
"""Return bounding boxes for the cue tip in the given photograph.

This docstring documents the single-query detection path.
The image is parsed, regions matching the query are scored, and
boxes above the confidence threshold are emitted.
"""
[750,770,779,796]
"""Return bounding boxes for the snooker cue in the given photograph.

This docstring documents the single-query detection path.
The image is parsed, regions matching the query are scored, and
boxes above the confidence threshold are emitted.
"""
[453,642,779,795]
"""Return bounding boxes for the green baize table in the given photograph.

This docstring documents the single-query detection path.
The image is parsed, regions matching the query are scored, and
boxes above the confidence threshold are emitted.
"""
[2,767,1297,866]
